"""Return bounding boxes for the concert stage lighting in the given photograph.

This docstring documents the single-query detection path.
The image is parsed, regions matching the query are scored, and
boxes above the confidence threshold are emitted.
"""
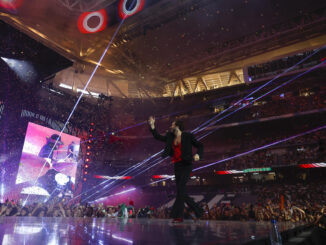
[0,0,23,10]
[299,163,326,168]
[59,83,73,89]
[77,9,108,34]
[0,183,4,202]
[54,173,70,186]
[94,175,132,180]
[1,57,37,83]
[118,0,145,19]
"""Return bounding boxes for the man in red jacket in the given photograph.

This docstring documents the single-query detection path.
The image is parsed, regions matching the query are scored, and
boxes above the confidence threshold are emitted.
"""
[149,116,204,223]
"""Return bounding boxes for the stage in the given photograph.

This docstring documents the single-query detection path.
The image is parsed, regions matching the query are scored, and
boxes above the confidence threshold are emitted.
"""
[0,217,301,244]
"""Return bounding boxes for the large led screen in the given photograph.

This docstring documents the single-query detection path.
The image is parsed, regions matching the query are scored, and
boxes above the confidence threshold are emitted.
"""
[16,122,80,196]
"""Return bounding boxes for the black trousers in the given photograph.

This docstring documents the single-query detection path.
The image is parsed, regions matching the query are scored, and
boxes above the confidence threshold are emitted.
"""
[171,161,203,219]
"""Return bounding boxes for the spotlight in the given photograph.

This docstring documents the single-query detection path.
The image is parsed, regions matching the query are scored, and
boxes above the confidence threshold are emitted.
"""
[83,178,87,182]
[0,183,4,203]
[55,173,70,186]
[0,0,24,10]
[85,165,89,168]
[1,57,37,83]
[77,9,108,34]
[118,0,145,19]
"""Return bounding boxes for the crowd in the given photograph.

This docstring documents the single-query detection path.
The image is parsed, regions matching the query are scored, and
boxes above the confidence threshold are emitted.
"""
[0,200,140,219]
[1,182,325,226]
[247,48,326,81]
[246,91,325,121]
[221,88,326,124]
[155,182,326,224]
[215,129,326,171]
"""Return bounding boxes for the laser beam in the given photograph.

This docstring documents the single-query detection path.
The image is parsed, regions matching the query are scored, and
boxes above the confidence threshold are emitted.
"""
[86,59,326,200]
[22,16,128,206]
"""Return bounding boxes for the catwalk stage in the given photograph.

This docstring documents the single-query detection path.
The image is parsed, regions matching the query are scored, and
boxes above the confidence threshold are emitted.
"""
[0,217,300,244]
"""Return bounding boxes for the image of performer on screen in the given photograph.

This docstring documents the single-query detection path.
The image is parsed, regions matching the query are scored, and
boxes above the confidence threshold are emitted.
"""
[67,141,77,161]
[38,134,64,167]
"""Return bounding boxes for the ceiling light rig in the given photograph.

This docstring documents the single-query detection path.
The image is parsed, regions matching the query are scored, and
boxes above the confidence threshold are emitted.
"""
[76,0,146,34]
[56,0,115,13]
[0,0,24,10]
[118,0,145,19]
[77,9,108,34]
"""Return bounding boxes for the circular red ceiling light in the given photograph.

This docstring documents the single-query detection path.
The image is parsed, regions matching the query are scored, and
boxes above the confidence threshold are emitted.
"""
[77,9,108,34]
[118,0,145,20]
[0,0,23,9]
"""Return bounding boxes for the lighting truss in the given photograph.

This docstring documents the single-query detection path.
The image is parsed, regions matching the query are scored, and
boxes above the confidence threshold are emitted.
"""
[57,0,116,12]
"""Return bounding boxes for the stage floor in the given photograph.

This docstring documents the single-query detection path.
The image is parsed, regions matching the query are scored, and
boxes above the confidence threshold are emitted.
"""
[0,217,300,244]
